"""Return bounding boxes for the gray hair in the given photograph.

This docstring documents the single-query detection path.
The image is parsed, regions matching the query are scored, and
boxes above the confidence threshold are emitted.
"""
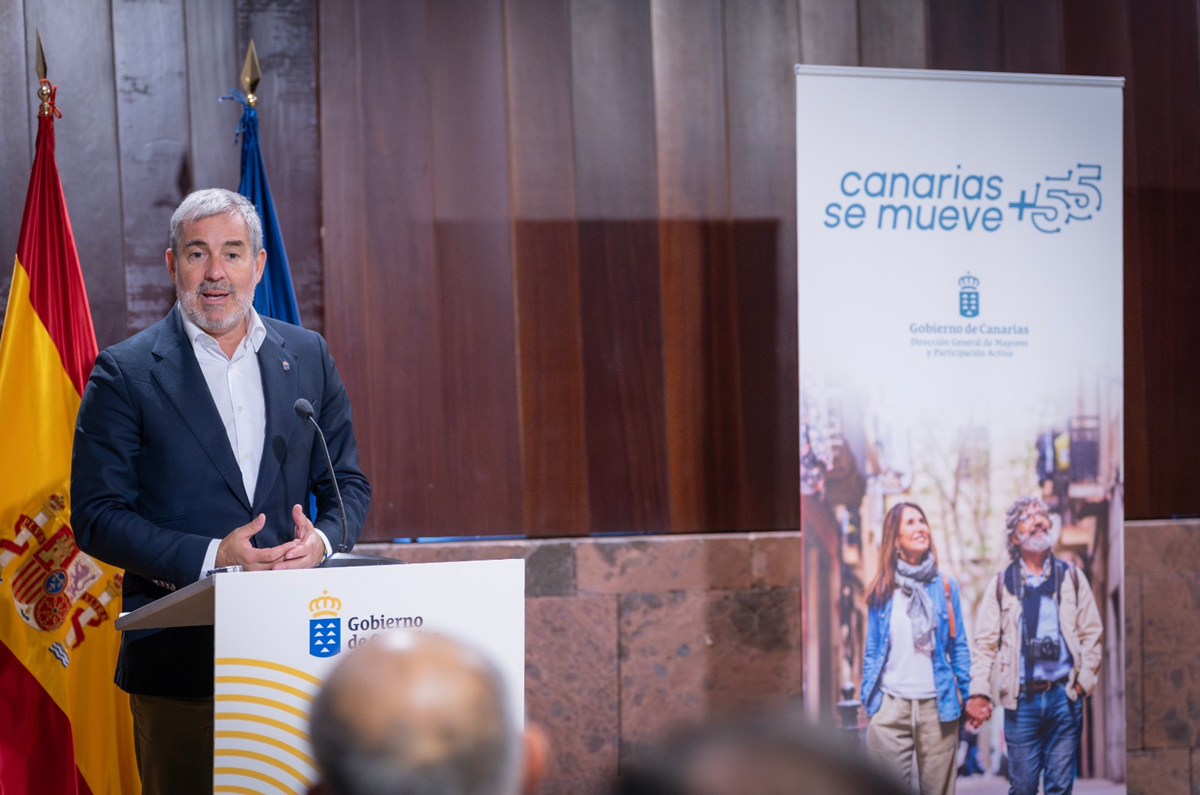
[614,707,908,795]
[310,632,519,795]
[168,189,262,258]
[1004,496,1048,560]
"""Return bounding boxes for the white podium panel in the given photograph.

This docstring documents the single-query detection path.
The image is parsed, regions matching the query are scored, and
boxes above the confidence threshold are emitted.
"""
[210,559,525,794]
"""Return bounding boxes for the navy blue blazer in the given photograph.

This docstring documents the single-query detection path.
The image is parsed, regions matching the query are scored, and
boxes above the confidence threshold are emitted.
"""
[71,305,370,696]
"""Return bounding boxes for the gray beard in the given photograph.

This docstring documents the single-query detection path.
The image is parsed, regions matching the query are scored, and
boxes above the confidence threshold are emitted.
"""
[1018,526,1060,553]
[177,282,252,334]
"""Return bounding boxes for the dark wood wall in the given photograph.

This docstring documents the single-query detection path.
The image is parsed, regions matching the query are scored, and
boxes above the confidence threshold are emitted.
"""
[0,0,1192,537]
[0,0,323,341]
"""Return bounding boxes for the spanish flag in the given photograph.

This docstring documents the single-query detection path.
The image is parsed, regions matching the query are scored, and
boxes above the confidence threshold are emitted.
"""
[0,83,138,793]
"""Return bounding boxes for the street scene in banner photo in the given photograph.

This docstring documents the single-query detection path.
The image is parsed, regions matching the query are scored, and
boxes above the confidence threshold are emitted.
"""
[800,351,1123,791]
[796,70,1125,792]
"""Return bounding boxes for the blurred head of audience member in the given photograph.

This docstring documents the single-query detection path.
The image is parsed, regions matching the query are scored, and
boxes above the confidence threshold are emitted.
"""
[612,709,907,795]
[309,631,546,795]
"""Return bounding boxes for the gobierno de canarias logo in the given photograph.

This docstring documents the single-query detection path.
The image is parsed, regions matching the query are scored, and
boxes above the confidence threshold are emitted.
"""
[959,272,980,318]
[308,591,427,656]
[309,591,341,658]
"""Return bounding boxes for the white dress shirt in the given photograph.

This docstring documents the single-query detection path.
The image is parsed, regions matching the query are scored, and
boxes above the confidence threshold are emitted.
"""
[179,306,329,576]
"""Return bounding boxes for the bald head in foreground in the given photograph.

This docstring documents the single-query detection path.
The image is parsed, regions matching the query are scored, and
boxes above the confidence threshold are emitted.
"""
[309,632,546,795]
[613,709,907,795]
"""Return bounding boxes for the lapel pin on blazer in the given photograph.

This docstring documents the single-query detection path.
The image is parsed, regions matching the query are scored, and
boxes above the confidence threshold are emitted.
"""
[282,360,290,371]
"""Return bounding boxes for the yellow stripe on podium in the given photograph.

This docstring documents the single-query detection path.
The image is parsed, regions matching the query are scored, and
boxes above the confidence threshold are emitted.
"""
[215,657,323,687]
[215,711,309,740]
[215,675,315,701]
[215,730,314,768]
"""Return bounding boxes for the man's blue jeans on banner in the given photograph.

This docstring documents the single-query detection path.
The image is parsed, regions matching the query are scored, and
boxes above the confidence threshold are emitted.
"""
[1004,684,1082,795]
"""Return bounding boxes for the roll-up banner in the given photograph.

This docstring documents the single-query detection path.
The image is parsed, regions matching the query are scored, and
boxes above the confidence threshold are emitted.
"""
[797,66,1124,788]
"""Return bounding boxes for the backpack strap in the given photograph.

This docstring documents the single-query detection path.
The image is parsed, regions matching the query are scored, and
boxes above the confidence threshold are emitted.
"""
[995,571,1004,647]
[1053,559,1081,604]
[943,575,956,639]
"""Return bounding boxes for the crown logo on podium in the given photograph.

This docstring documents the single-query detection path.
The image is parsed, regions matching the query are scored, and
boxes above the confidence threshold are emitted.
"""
[309,591,343,658]
[958,272,981,318]
[309,591,341,618]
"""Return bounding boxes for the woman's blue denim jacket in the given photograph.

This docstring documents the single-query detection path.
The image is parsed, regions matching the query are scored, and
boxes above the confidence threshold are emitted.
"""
[861,574,971,723]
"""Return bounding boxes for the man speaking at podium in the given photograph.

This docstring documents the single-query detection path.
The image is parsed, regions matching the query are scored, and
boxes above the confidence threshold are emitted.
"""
[71,189,371,794]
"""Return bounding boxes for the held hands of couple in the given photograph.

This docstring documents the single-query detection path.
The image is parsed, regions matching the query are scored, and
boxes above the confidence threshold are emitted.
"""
[965,695,993,728]
[214,505,325,571]
[964,686,1085,728]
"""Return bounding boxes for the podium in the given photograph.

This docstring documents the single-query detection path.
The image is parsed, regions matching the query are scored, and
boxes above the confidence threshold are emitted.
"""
[116,559,525,794]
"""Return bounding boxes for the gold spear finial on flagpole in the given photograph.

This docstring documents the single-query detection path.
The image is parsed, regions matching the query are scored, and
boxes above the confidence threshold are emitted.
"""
[35,29,53,117]
[35,30,47,80]
[241,39,261,108]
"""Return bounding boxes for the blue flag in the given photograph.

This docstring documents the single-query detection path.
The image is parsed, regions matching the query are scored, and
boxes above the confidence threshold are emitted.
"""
[224,90,302,326]
[224,89,314,519]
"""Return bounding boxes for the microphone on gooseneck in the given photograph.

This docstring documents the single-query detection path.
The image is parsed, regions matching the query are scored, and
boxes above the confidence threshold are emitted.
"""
[294,398,350,554]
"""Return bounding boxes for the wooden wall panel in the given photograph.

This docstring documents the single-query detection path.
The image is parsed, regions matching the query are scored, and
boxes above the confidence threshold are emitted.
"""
[858,0,926,69]
[427,0,522,534]
[1123,0,1200,519]
[575,218,671,533]
[928,0,1004,71]
[726,0,801,222]
[572,0,670,532]
[317,0,369,522]
[314,0,363,359]
[506,0,579,219]
[725,0,802,529]
[1061,0,1143,516]
[798,0,858,66]
[427,1,511,220]
[658,218,742,530]
[1060,0,1131,78]
[0,0,30,329]
[510,219,588,536]
[184,0,241,194]
[236,0,323,333]
[505,0,589,536]
[25,1,126,350]
[112,0,190,336]
[571,0,660,220]
[320,0,450,540]
[358,0,446,538]
[653,0,741,530]
[1000,0,1064,74]
[652,0,728,218]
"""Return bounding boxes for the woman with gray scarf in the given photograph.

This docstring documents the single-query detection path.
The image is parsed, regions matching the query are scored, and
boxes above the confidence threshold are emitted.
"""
[860,502,971,795]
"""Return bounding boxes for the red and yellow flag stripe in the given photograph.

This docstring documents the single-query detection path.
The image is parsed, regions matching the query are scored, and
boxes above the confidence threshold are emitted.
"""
[0,113,138,793]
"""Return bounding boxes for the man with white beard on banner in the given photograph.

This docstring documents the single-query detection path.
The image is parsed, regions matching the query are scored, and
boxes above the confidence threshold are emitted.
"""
[965,497,1103,795]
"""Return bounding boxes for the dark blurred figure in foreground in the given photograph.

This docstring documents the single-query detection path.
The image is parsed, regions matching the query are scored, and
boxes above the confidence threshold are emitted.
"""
[613,709,908,795]
[309,631,547,795]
